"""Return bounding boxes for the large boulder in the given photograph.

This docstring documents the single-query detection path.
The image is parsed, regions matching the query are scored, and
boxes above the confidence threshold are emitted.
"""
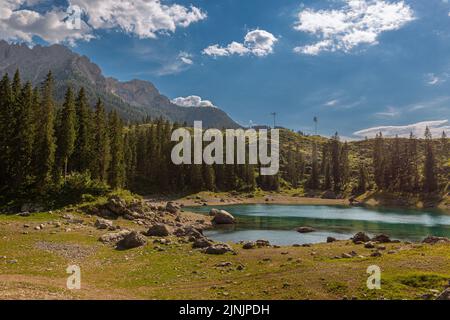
[327,237,337,243]
[212,210,236,225]
[166,202,179,214]
[146,224,171,237]
[256,240,271,247]
[352,232,371,244]
[99,230,132,244]
[372,234,392,243]
[204,243,234,255]
[174,226,203,240]
[209,208,220,217]
[297,227,316,233]
[192,237,214,249]
[117,231,147,250]
[422,236,450,245]
[242,241,256,249]
[94,218,113,230]
[106,196,128,216]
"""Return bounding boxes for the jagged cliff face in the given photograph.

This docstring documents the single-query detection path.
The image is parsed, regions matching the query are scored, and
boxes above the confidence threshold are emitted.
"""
[0,40,240,128]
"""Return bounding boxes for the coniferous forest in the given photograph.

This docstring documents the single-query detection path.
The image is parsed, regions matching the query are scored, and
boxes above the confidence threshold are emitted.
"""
[0,70,448,209]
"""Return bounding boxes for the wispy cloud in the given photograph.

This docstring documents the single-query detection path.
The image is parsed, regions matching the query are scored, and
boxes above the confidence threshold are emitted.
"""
[354,120,450,138]
[155,52,195,76]
[375,106,400,118]
[425,72,448,86]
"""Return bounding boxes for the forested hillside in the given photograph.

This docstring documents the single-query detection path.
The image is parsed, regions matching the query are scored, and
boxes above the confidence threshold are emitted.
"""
[0,70,448,210]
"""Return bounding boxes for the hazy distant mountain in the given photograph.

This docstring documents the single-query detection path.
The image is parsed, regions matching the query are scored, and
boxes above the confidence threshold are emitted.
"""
[0,40,240,128]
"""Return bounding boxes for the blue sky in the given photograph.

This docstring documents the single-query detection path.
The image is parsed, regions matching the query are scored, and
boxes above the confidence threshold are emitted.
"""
[2,0,450,138]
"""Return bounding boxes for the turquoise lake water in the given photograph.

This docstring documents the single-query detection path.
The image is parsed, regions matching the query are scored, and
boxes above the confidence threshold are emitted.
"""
[187,204,450,245]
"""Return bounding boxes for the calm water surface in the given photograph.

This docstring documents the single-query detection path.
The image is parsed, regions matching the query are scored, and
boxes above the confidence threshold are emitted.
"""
[187,204,450,245]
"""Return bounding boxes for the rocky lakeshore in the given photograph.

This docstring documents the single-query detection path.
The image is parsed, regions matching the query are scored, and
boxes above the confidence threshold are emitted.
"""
[0,194,449,300]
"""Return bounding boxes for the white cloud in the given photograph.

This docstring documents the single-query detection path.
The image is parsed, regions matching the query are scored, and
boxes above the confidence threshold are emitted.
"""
[171,95,217,108]
[0,0,206,44]
[155,51,194,76]
[425,72,448,86]
[71,0,206,39]
[294,0,415,55]
[0,0,92,44]
[203,29,278,57]
[375,106,400,118]
[324,99,339,107]
[354,120,450,138]
[178,52,193,65]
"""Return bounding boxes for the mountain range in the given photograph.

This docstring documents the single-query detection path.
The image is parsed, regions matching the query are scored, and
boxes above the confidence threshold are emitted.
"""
[0,40,240,128]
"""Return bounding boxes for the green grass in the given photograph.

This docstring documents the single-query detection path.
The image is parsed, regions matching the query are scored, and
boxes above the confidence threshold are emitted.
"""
[0,210,449,300]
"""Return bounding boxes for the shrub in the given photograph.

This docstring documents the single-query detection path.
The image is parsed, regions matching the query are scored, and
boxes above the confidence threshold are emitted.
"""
[60,172,110,203]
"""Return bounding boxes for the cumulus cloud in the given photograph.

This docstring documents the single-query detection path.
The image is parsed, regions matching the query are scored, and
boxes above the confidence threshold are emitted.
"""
[71,0,206,39]
[294,0,415,55]
[0,0,206,44]
[353,120,450,138]
[0,0,92,44]
[203,29,278,57]
[171,96,217,108]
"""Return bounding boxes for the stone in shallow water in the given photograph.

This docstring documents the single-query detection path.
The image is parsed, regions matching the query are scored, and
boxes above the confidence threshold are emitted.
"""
[296,227,316,233]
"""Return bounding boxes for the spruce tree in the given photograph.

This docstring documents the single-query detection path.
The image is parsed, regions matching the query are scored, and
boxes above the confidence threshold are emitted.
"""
[423,127,438,193]
[0,74,13,191]
[108,110,125,189]
[91,99,110,182]
[35,71,56,190]
[73,88,93,172]
[307,142,320,189]
[56,87,76,180]
[10,81,35,189]
[330,133,341,192]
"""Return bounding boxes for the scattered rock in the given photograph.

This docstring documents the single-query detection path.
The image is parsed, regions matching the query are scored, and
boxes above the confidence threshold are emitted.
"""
[242,242,256,250]
[99,230,132,244]
[371,251,382,257]
[422,236,450,245]
[341,253,353,259]
[192,237,213,249]
[165,202,179,214]
[117,231,147,250]
[364,242,376,249]
[372,234,392,243]
[204,243,234,255]
[352,232,371,244]
[327,237,337,243]
[297,227,316,233]
[94,218,113,230]
[436,288,450,300]
[17,212,30,217]
[216,262,232,268]
[212,210,236,225]
[256,240,271,247]
[146,224,171,237]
